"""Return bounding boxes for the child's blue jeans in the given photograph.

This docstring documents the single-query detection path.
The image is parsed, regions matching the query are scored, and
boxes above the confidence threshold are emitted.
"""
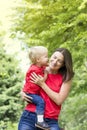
[27,93,45,114]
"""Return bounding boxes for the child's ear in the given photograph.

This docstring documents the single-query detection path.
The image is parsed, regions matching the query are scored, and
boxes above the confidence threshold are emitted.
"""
[36,58,40,63]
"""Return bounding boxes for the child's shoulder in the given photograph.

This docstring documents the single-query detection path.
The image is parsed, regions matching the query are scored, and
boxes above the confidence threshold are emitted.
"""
[29,64,39,71]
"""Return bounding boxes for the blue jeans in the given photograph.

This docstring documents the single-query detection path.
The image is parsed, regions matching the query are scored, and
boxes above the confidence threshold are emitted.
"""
[18,110,37,130]
[44,118,60,130]
[27,93,45,114]
[18,110,60,130]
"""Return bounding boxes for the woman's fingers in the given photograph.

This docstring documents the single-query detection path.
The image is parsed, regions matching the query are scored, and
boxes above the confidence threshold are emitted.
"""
[38,75,42,77]
[25,97,32,103]
[30,72,44,85]
[24,94,33,103]
[20,91,33,103]
[31,72,38,79]
[30,73,43,80]
[24,94,33,100]
[30,72,39,83]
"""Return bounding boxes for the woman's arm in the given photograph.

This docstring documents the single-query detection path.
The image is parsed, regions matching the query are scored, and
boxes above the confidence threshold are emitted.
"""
[30,72,72,105]
[39,80,72,105]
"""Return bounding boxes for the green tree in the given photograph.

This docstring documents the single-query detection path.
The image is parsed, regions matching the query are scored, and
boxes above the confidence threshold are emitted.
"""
[0,42,24,124]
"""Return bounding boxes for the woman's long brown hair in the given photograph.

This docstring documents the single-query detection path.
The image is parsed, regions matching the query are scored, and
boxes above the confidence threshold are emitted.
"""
[55,48,74,82]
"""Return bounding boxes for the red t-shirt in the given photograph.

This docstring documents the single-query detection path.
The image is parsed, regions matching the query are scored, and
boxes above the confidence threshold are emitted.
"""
[23,64,45,94]
[25,73,63,120]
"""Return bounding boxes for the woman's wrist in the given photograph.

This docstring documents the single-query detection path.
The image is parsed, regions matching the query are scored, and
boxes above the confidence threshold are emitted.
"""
[40,82,46,89]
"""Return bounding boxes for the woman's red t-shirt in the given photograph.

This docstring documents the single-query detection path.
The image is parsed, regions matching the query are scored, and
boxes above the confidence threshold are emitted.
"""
[25,73,63,119]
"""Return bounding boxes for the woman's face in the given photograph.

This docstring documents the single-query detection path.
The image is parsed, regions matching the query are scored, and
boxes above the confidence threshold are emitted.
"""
[49,51,64,73]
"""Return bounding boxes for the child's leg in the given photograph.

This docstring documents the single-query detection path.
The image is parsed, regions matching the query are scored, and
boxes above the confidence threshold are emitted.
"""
[27,93,45,114]
[26,93,49,129]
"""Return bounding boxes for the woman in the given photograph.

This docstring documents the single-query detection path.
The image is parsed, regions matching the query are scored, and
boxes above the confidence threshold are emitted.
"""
[18,48,74,130]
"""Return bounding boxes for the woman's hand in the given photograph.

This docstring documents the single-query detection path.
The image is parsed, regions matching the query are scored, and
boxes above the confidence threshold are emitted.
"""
[30,72,45,87]
[20,91,32,103]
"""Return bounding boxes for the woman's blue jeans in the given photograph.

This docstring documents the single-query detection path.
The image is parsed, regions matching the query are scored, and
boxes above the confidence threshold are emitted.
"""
[18,110,60,130]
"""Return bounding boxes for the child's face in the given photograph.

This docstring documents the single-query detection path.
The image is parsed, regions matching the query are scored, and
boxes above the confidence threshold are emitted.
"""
[38,51,48,66]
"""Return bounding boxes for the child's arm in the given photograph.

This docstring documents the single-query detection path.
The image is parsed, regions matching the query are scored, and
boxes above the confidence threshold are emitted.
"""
[43,69,48,81]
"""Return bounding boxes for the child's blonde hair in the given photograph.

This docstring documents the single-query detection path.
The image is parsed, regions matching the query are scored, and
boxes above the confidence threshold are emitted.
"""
[29,46,48,64]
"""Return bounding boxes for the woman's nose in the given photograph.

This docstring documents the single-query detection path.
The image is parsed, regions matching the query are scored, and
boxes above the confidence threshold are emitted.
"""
[53,59,57,64]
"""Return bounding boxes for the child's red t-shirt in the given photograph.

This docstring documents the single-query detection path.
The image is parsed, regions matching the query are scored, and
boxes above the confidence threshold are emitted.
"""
[23,64,45,94]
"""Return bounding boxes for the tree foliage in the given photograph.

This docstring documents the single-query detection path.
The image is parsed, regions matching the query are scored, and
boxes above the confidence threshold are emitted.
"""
[0,42,24,124]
